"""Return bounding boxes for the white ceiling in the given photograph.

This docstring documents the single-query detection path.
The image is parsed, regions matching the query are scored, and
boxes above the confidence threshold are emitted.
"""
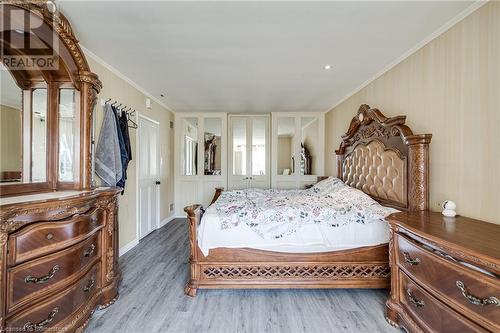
[59,1,473,113]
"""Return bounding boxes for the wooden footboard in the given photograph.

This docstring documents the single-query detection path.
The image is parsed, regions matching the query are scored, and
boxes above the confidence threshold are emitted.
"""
[184,198,390,297]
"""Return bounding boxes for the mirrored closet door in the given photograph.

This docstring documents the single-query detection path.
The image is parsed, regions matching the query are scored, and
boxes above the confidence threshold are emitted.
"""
[271,113,325,189]
[175,113,227,214]
[228,115,270,190]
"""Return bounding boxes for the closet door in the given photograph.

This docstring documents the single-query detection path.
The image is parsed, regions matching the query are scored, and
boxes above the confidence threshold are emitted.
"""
[271,113,325,189]
[201,117,226,204]
[249,116,270,188]
[228,115,270,190]
[273,116,297,189]
[138,116,160,239]
[174,113,227,215]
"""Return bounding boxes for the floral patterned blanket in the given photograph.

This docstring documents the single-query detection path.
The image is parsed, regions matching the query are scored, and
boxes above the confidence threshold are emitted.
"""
[212,177,397,240]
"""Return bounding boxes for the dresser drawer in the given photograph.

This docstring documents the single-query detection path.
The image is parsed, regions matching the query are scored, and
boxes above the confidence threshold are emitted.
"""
[397,234,500,331]
[399,271,486,333]
[7,233,100,314]
[8,206,104,266]
[5,263,100,332]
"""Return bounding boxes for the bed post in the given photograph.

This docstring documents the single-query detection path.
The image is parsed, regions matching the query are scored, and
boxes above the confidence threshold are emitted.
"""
[211,187,224,205]
[335,152,344,179]
[405,135,432,211]
[184,204,204,297]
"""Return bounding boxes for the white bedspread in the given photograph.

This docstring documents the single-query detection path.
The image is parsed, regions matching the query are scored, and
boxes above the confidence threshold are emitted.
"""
[198,208,390,256]
[197,178,398,256]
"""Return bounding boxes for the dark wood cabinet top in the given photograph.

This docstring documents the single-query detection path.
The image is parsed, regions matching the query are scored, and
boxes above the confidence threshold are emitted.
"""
[387,211,500,267]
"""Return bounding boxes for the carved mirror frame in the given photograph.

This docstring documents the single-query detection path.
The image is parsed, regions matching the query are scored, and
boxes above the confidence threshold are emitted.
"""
[0,0,101,196]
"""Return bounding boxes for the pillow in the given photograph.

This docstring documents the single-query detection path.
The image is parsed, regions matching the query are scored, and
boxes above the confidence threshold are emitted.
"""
[306,177,346,196]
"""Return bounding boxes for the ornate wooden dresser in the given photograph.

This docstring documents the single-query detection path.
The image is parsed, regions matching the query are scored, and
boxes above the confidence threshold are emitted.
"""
[0,2,121,331]
[386,211,500,333]
[0,188,121,332]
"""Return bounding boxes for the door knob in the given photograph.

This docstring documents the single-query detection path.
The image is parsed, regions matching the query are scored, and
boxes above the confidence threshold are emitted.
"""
[155,181,161,185]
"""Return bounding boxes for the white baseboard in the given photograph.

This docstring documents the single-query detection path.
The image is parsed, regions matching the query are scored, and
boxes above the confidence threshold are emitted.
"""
[119,238,139,257]
[119,215,178,257]
[159,214,176,228]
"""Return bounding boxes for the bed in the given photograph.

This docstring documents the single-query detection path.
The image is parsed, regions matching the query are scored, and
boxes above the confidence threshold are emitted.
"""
[184,104,432,296]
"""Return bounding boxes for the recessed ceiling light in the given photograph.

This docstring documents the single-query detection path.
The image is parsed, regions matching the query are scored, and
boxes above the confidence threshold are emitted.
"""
[323,65,333,70]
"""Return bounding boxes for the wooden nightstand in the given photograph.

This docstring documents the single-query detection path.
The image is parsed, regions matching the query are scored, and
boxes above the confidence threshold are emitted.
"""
[385,211,500,333]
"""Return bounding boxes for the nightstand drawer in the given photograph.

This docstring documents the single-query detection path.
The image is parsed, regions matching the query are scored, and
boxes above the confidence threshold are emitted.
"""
[397,234,500,331]
[399,271,486,333]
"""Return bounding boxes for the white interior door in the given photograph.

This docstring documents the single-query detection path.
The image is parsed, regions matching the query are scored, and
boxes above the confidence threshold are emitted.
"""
[138,116,160,239]
[228,115,270,190]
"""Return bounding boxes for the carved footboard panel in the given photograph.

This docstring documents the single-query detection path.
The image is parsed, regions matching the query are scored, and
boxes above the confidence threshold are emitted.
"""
[199,263,390,284]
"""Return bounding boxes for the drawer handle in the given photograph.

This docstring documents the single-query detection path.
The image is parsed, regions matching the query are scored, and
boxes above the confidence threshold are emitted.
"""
[23,306,59,331]
[46,233,54,240]
[403,252,420,265]
[456,281,500,307]
[25,265,60,284]
[406,289,425,308]
[83,244,96,257]
[84,276,96,293]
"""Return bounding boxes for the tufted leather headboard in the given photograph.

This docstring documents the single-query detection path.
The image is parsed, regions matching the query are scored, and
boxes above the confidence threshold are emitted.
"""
[335,105,432,211]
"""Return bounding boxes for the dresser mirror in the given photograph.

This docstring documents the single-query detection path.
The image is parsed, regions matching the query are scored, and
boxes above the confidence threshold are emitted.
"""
[0,2,102,196]
[0,68,25,184]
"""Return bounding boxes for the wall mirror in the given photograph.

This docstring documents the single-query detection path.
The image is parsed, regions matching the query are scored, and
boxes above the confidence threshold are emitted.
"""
[204,118,221,175]
[0,2,101,196]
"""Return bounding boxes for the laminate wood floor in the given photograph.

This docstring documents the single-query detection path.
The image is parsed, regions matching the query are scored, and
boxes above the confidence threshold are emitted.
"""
[87,218,398,333]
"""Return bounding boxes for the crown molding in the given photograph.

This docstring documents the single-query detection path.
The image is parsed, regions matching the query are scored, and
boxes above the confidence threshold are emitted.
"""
[324,0,488,114]
[80,45,176,113]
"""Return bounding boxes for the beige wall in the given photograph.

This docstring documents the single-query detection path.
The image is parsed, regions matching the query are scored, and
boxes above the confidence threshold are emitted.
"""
[0,104,22,173]
[325,2,500,224]
[88,57,175,248]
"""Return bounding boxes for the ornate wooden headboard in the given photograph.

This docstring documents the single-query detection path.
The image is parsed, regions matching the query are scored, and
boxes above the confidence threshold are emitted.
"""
[335,105,432,211]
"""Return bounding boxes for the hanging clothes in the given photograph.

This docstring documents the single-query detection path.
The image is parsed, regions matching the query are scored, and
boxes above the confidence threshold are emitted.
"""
[119,111,132,162]
[95,104,122,186]
[111,106,129,192]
